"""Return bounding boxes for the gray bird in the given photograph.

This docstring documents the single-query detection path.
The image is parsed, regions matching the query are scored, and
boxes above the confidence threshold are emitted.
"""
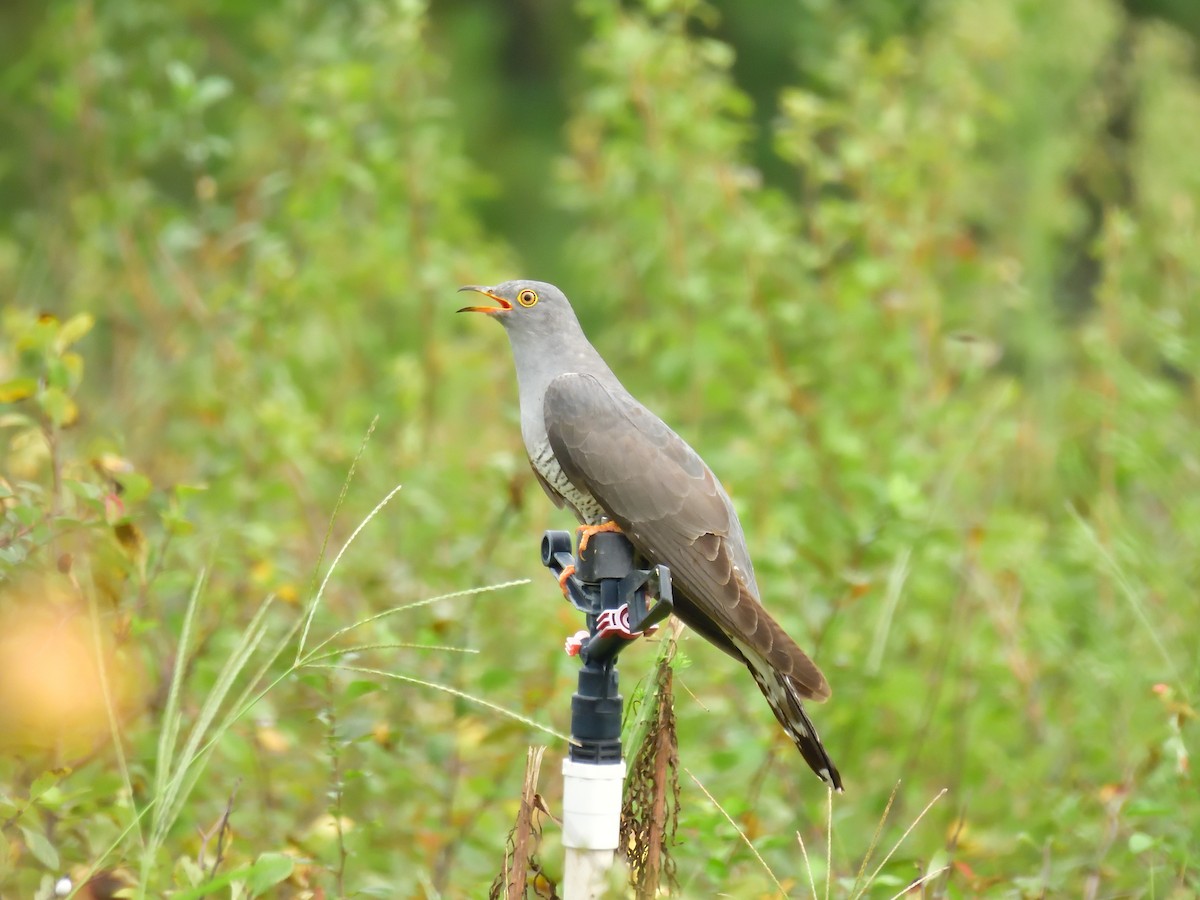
[459,279,842,790]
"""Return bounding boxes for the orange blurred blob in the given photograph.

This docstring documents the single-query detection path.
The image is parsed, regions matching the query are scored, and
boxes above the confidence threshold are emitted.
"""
[0,582,143,757]
[254,722,292,754]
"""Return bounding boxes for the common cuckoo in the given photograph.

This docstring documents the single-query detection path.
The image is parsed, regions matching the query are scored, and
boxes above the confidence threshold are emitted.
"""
[458,279,842,789]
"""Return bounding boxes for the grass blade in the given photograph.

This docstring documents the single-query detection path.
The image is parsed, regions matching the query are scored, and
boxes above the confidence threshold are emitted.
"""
[153,569,206,823]
[860,788,948,892]
[295,416,379,661]
[300,579,529,664]
[297,481,403,663]
[850,780,900,898]
[686,767,786,897]
[308,663,571,743]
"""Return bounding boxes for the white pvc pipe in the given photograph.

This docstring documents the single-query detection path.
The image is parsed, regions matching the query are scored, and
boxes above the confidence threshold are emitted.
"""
[561,758,626,899]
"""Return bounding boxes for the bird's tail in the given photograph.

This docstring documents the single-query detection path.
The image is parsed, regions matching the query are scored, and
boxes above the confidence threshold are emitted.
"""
[745,659,843,791]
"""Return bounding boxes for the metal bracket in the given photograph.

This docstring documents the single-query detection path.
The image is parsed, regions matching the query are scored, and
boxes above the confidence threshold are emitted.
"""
[541,528,673,666]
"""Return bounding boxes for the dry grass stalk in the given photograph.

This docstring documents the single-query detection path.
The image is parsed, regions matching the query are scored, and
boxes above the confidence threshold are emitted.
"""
[491,746,558,899]
[622,622,682,898]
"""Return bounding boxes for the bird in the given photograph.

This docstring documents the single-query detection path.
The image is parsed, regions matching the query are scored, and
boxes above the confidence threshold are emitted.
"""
[458,279,842,790]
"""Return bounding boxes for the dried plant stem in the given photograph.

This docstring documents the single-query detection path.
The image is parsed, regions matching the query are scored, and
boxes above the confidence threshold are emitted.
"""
[512,747,546,897]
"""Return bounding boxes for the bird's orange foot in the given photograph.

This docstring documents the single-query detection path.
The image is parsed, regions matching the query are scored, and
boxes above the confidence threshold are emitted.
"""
[557,564,575,596]
[577,520,623,553]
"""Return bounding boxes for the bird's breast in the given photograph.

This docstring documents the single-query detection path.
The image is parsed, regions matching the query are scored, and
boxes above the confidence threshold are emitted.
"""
[529,441,607,525]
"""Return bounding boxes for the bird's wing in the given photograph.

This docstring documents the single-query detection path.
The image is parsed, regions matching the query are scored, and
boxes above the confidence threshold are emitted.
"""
[544,372,829,700]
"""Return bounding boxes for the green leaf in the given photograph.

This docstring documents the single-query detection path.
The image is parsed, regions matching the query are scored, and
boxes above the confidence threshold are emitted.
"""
[60,351,85,388]
[119,471,153,504]
[44,356,73,390]
[18,316,59,353]
[163,513,197,536]
[1128,832,1156,854]
[166,60,194,89]
[37,386,77,426]
[29,769,66,800]
[67,479,105,502]
[12,503,41,526]
[195,75,233,109]
[0,378,37,403]
[56,312,94,351]
[344,679,381,701]
[296,673,326,691]
[0,545,27,565]
[19,825,59,869]
[244,852,295,893]
[0,411,35,428]
[886,472,926,519]
[171,853,294,900]
[173,856,210,892]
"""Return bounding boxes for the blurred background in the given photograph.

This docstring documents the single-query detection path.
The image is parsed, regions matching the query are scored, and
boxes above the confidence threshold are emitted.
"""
[2,0,1198,895]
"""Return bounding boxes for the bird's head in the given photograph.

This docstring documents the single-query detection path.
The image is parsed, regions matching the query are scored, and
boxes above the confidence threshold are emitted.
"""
[456,280,579,337]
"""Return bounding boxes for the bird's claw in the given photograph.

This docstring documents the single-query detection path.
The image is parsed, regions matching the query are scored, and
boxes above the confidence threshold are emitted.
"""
[557,564,575,596]
[577,520,622,553]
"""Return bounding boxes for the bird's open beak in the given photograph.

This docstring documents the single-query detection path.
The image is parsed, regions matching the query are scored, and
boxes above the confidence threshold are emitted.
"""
[456,285,511,315]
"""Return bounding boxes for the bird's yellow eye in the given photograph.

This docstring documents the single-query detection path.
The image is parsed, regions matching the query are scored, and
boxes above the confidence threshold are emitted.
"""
[517,288,538,307]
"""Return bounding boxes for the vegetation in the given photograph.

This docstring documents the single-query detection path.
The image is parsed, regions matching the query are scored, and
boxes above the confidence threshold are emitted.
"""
[2,0,1198,895]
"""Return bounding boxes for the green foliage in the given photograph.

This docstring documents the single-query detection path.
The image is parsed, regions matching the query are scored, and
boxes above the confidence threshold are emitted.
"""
[2,0,1199,895]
